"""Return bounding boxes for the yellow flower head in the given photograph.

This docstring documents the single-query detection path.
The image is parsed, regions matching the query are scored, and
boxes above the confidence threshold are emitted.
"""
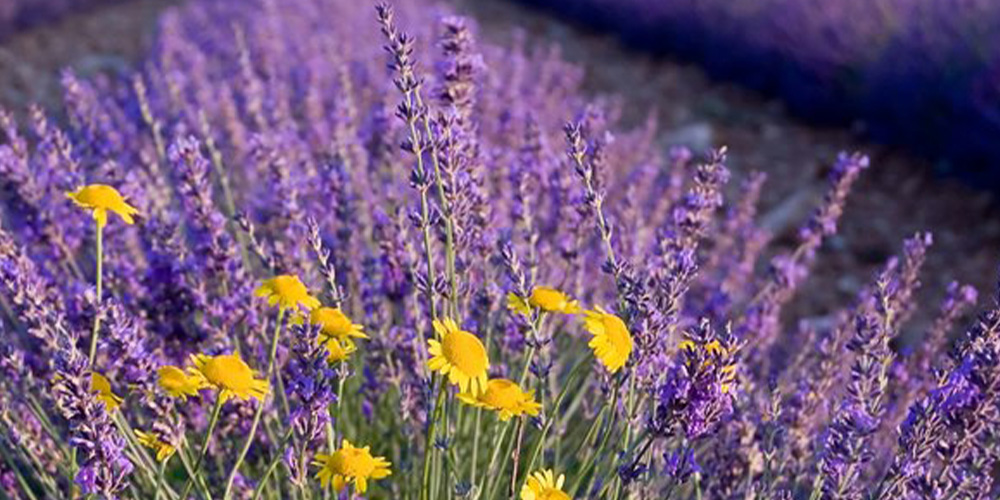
[189,353,268,403]
[323,337,357,364]
[66,184,140,228]
[508,287,582,316]
[583,306,633,374]
[530,287,582,314]
[157,366,204,399]
[255,275,321,312]
[90,372,123,411]
[521,469,570,500]
[458,378,541,421]
[310,307,367,342]
[313,439,392,494]
[427,318,489,395]
[134,430,176,462]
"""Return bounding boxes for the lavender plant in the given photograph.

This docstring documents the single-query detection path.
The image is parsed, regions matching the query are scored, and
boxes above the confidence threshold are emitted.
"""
[0,0,994,498]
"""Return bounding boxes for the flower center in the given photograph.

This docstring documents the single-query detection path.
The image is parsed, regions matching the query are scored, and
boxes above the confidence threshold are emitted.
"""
[76,185,124,208]
[332,448,376,477]
[604,316,631,354]
[538,490,570,500]
[442,330,488,375]
[312,308,352,337]
[272,276,308,301]
[480,380,522,409]
[201,355,254,390]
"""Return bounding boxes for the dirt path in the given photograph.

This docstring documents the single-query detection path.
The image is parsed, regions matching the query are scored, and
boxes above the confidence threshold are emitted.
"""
[2,0,997,335]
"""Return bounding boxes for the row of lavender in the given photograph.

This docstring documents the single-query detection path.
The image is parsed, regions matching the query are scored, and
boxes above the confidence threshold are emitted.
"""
[0,0,997,498]
[0,0,123,39]
[514,0,1000,183]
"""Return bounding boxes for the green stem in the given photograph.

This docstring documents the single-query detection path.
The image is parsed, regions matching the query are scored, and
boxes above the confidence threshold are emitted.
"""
[180,395,224,500]
[570,376,622,497]
[469,407,482,487]
[478,418,512,498]
[421,379,447,500]
[251,429,294,500]
[154,460,166,500]
[222,309,286,500]
[87,223,103,366]
[520,360,589,487]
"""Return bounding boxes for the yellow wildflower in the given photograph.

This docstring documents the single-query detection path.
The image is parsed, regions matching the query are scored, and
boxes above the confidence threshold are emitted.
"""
[313,439,392,494]
[134,430,176,462]
[427,318,489,395]
[90,372,123,411]
[157,366,204,399]
[583,306,633,374]
[508,287,582,316]
[255,275,321,312]
[323,337,357,364]
[507,292,532,316]
[310,307,367,342]
[521,469,570,500]
[189,353,268,402]
[458,378,541,421]
[529,287,581,314]
[66,184,140,228]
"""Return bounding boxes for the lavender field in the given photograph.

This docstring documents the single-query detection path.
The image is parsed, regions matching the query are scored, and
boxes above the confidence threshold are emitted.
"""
[0,0,998,499]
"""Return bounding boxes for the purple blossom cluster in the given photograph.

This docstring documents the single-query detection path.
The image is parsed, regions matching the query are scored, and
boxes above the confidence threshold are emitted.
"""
[0,0,996,498]
[514,0,1000,184]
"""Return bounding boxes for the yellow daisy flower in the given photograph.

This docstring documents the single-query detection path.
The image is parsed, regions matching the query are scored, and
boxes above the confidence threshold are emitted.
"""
[458,378,541,421]
[583,306,633,374]
[529,287,582,314]
[157,366,204,399]
[427,318,489,395]
[189,353,268,403]
[508,287,582,316]
[255,275,321,312]
[507,292,532,316]
[313,439,392,494]
[323,337,357,364]
[134,430,176,462]
[310,307,367,342]
[66,184,140,228]
[521,469,570,500]
[90,372,123,411]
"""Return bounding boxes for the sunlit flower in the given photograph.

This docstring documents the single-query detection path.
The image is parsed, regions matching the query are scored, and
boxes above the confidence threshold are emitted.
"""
[157,366,204,400]
[134,430,176,462]
[427,318,489,395]
[66,184,140,228]
[521,469,570,500]
[530,287,582,314]
[310,307,367,342]
[255,275,321,311]
[189,353,268,402]
[583,306,633,374]
[508,292,532,316]
[313,439,392,494]
[323,337,357,364]
[458,378,541,421]
[90,372,123,411]
[508,287,582,316]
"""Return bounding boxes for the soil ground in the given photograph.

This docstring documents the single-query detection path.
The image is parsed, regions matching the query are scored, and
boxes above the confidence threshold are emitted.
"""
[3,0,997,340]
